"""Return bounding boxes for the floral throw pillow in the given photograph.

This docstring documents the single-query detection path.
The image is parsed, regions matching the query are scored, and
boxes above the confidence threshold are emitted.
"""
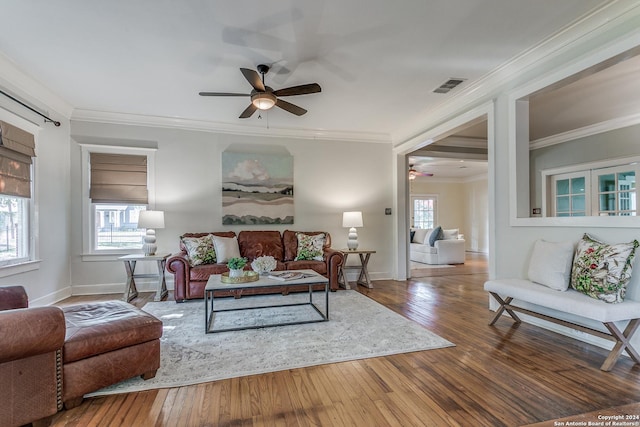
[181,234,216,267]
[295,233,325,261]
[570,233,639,303]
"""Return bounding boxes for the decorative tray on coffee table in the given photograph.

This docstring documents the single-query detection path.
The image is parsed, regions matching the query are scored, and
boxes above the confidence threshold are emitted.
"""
[220,271,260,284]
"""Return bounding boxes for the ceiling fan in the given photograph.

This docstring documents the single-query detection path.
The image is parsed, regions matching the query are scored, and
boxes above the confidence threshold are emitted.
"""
[199,64,321,118]
[409,164,434,180]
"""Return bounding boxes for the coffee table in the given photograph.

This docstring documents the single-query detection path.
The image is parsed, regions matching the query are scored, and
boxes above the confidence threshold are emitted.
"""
[204,269,329,333]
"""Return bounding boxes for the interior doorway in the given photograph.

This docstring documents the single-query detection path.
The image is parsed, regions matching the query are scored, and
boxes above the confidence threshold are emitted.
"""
[405,116,490,277]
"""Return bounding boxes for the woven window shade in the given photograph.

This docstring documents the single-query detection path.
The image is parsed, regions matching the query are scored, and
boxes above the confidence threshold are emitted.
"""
[0,121,35,198]
[90,153,148,204]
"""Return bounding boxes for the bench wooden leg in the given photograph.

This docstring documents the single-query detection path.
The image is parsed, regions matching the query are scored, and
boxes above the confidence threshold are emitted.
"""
[601,319,640,371]
[488,292,522,325]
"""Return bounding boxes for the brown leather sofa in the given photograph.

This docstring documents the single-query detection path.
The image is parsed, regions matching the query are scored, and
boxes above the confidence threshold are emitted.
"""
[0,286,64,427]
[0,285,163,417]
[167,230,344,301]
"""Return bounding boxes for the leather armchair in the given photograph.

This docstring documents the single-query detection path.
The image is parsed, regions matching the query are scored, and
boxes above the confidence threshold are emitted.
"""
[0,286,65,427]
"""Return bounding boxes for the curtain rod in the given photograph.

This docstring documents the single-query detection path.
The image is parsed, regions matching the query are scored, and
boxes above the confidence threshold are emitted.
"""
[0,89,61,127]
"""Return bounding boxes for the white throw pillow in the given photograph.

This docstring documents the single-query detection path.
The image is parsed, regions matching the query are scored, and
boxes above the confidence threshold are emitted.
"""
[442,229,459,240]
[527,239,575,291]
[412,228,431,244]
[211,235,241,263]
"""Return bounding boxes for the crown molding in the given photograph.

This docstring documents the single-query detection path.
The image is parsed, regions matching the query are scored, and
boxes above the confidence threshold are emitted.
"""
[71,108,391,144]
[392,0,640,146]
[529,112,640,150]
[0,52,73,120]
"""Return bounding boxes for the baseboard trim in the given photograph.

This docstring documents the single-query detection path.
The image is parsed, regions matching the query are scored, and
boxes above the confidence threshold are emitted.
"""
[71,277,175,296]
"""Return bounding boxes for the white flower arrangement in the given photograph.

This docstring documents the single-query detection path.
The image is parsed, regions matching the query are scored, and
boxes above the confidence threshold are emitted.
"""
[251,255,277,274]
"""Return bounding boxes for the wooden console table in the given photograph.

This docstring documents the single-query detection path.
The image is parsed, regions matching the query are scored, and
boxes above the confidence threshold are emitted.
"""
[119,253,170,302]
[338,249,376,289]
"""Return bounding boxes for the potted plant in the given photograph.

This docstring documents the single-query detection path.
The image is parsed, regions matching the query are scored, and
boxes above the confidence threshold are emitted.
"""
[227,257,247,277]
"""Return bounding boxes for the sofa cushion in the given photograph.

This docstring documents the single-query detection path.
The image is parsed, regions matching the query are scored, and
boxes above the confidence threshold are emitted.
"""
[238,231,284,261]
[283,230,331,261]
[212,235,241,263]
[442,228,459,240]
[429,226,443,246]
[285,260,327,275]
[181,234,216,266]
[295,232,326,261]
[410,243,438,254]
[527,239,575,291]
[570,233,639,303]
[412,228,431,244]
[189,263,228,281]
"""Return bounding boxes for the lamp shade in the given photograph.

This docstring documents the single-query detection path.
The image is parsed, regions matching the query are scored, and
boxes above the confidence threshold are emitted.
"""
[137,210,165,229]
[342,211,363,228]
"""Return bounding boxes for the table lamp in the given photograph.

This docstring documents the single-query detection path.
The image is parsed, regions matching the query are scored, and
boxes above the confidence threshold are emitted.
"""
[342,211,363,250]
[137,210,165,256]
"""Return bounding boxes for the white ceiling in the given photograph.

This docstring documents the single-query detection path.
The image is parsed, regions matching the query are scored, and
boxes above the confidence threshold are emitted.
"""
[0,0,609,143]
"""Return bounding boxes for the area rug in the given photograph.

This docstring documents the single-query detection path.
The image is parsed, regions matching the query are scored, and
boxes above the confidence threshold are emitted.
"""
[88,291,453,396]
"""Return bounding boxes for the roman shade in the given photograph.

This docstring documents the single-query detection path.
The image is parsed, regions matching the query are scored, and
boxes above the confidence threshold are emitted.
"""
[89,153,148,204]
[0,121,36,198]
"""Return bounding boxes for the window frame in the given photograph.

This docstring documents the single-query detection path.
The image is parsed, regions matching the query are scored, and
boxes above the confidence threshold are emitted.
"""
[80,144,156,260]
[542,156,639,218]
[410,194,438,229]
[0,111,40,274]
[550,171,590,217]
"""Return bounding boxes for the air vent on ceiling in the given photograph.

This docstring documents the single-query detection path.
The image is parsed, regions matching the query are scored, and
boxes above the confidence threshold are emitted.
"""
[433,78,466,94]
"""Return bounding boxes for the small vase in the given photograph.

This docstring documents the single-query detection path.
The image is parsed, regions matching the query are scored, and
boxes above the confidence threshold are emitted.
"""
[229,268,244,278]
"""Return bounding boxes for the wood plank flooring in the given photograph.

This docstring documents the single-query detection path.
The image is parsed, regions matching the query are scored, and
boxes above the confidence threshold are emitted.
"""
[50,254,640,426]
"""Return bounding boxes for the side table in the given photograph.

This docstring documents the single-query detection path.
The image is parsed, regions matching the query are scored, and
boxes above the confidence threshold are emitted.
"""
[338,249,376,289]
[119,253,170,302]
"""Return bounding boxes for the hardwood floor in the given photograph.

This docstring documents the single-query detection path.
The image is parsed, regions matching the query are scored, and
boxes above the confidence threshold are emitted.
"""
[50,256,640,426]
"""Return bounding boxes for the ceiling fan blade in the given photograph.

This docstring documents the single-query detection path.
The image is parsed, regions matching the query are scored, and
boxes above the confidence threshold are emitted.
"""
[199,92,249,97]
[275,99,307,116]
[239,104,258,119]
[273,83,321,97]
[240,68,265,92]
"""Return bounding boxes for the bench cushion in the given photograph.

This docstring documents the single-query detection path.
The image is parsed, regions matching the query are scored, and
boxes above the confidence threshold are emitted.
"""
[484,278,640,323]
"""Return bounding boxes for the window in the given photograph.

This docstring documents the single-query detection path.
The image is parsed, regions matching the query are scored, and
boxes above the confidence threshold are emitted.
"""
[546,161,638,217]
[0,196,29,265]
[0,120,36,267]
[411,195,437,229]
[93,204,146,250]
[593,166,637,216]
[81,145,156,256]
[551,172,589,217]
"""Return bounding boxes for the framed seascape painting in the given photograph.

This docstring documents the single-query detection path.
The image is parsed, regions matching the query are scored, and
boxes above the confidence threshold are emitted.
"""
[221,151,294,225]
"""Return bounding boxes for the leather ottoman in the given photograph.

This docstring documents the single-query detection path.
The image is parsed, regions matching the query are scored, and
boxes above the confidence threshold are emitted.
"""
[61,300,163,409]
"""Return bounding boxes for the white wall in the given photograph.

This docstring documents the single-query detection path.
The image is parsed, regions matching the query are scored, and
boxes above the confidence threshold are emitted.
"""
[0,98,72,305]
[463,178,489,253]
[395,8,640,351]
[410,177,489,253]
[69,121,394,295]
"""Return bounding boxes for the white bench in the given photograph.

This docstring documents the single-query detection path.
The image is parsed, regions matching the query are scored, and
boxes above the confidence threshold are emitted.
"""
[484,278,640,371]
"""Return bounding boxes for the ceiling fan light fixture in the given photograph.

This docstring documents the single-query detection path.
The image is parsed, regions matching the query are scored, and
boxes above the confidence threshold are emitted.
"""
[251,92,277,110]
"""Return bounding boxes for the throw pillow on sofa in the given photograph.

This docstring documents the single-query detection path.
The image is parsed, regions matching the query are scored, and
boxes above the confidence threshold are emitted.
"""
[181,234,216,266]
[295,233,325,261]
[412,228,430,244]
[212,235,242,263]
[429,226,443,246]
[570,233,639,303]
